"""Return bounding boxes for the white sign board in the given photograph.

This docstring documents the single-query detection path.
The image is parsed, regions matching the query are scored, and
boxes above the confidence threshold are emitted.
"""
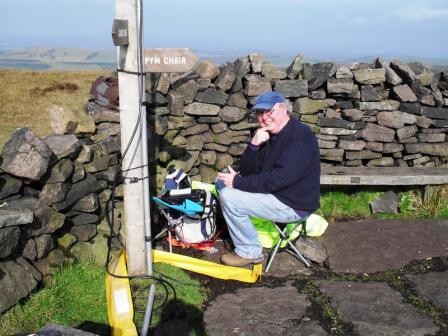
[144,48,198,73]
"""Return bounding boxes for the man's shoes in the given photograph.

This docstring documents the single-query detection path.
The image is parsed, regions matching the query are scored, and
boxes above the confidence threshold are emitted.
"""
[221,253,263,267]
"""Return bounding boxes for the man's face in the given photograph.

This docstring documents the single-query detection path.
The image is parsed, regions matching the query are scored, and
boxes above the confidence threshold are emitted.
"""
[256,103,290,134]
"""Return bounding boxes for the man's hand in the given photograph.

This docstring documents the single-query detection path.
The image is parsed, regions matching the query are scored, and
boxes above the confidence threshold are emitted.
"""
[251,127,270,145]
[217,166,237,188]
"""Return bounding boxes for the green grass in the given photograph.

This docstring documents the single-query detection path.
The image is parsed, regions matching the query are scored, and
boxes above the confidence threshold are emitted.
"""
[0,259,208,336]
[318,187,448,222]
[0,259,108,336]
[131,263,208,335]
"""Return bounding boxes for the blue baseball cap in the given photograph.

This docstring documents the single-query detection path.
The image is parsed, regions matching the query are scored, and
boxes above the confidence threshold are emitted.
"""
[251,91,286,111]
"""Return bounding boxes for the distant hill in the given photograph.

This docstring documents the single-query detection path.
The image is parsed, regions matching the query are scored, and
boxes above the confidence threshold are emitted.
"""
[0,47,447,71]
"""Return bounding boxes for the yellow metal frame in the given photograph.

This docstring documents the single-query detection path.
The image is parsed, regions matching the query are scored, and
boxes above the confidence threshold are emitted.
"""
[105,251,138,336]
[153,250,262,283]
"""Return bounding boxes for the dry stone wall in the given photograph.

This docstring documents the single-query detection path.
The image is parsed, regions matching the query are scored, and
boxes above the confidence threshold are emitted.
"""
[0,106,123,314]
[147,53,448,186]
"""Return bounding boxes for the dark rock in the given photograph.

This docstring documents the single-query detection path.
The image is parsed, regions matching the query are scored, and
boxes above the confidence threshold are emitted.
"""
[243,74,271,97]
[145,92,167,107]
[197,116,221,124]
[418,133,445,143]
[336,100,354,109]
[421,94,436,106]
[229,119,259,131]
[397,125,418,140]
[226,91,248,109]
[360,123,395,142]
[317,281,438,336]
[390,60,421,94]
[0,258,39,314]
[22,238,37,260]
[360,85,382,102]
[71,224,97,242]
[89,136,121,156]
[405,143,448,156]
[231,56,251,92]
[1,128,54,181]
[0,209,34,228]
[421,106,448,120]
[346,150,382,160]
[33,248,65,276]
[179,124,209,137]
[295,237,328,264]
[72,163,86,183]
[327,78,355,94]
[308,62,336,90]
[71,193,98,213]
[310,89,326,99]
[377,111,416,129]
[171,71,199,90]
[94,165,118,184]
[357,100,400,111]
[184,102,220,116]
[52,174,104,212]
[90,110,121,123]
[194,61,220,80]
[0,226,20,258]
[214,62,236,91]
[0,175,22,200]
[175,79,198,104]
[400,102,421,115]
[195,88,229,105]
[45,158,74,183]
[34,234,55,259]
[367,157,394,167]
[405,272,448,312]
[375,57,403,85]
[353,68,386,84]
[4,197,65,236]
[274,79,308,98]
[393,84,418,102]
[261,62,287,79]
[219,106,248,123]
[415,116,432,128]
[338,140,366,151]
[84,154,118,173]
[370,191,399,213]
[167,90,184,116]
[321,218,448,273]
[43,134,81,160]
[204,286,325,336]
[432,119,448,127]
[286,54,304,79]
[383,143,404,153]
[39,182,70,205]
[75,145,93,163]
[40,324,100,336]
[341,109,363,121]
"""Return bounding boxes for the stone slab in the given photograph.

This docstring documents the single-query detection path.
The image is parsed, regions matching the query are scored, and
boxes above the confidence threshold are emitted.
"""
[321,219,448,273]
[204,285,326,336]
[316,281,439,336]
[405,271,448,312]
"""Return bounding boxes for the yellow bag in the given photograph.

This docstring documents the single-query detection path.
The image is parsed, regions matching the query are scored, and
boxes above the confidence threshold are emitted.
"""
[252,214,328,248]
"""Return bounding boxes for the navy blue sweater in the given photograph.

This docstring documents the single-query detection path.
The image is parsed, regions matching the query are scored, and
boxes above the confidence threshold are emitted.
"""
[233,117,320,212]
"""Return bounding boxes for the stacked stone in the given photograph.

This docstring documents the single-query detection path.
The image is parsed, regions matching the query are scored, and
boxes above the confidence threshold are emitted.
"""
[146,54,448,178]
[0,106,123,314]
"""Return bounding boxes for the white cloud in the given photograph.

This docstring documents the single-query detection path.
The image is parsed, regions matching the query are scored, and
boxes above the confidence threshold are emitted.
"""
[349,16,369,25]
[398,5,448,21]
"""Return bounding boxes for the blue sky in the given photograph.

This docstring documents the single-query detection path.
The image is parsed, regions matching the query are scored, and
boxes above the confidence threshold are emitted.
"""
[1,0,447,59]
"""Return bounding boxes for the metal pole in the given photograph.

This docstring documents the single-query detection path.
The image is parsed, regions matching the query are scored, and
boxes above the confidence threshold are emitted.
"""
[136,0,157,334]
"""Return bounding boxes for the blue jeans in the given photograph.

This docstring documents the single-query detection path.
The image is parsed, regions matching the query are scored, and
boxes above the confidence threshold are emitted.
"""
[218,187,304,259]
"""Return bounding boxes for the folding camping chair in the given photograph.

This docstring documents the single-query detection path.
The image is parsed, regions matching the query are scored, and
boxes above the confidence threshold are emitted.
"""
[264,216,311,273]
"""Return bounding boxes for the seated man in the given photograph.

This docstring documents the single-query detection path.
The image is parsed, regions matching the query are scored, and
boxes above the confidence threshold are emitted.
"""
[217,91,321,267]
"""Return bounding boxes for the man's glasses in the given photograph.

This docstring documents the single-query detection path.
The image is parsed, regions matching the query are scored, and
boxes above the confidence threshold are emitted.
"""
[254,108,275,116]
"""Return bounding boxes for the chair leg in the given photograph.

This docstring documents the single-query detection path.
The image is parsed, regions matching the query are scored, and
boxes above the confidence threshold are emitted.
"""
[265,223,311,272]
[265,238,282,273]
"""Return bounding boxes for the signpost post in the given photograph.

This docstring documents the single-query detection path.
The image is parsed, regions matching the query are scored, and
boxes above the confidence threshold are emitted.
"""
[114,0,198,332]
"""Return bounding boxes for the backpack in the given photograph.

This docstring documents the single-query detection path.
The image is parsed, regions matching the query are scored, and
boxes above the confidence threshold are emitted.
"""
[89,76,119,110]
[159,167,217,244]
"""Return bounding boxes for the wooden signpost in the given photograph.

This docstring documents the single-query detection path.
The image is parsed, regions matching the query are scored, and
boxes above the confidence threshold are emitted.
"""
[144,48,198,73]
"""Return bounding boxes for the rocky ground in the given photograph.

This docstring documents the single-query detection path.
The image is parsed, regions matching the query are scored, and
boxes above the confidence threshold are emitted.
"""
[173,218,448,336]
